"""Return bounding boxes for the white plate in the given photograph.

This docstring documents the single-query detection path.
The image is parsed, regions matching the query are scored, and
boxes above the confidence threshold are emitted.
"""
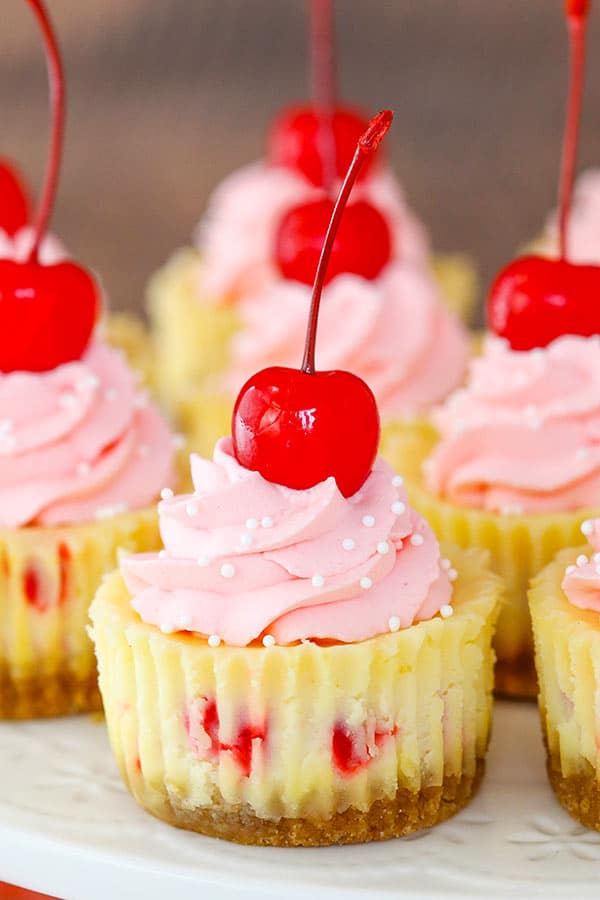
[0,700,598,900]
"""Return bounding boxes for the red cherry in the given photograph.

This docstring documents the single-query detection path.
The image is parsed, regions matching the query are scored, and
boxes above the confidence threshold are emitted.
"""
[267,105,377,188]
[0,259,100,373]
[0,159,30,237]
[233,111,392,496]
[233,366,380,497]
[275,197,391,286]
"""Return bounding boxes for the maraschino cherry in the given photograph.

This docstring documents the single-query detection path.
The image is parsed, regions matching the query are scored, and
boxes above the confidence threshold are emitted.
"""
[487,0,600,351]
[0,0,99,374]
[0,158,30,237]
[232,111,392,497]
[267,0,375,189]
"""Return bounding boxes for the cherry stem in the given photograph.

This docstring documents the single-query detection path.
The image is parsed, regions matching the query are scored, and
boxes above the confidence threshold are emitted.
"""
[558,0,589,260]
[310,0,337,192]
[301,110,393,375]
[25,0,65,264]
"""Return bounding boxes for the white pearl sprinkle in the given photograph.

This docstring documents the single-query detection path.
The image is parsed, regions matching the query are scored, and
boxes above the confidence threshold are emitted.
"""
[391,501,406,516]
[178,615,192,629]
[208,634,221,648]
[220,563,235,578]
[160,488,174,501]
[342,537,355,551]
[360,576,373,590]
[104,388,118,402]
[388,616,401,633]
[440,604,454,619]
[172,433,186,450]
[138,444,150,458]
[246,518,259,530]
[80,375,100,391]
[448,568,458,582]
[576,447,590,460]
[197,555,210,567]
[441,558,451,571]
[59,393,78,409]
[377,541,390,555]
[94,503,128,520]
[500,504,524,516]
[362,515,375,528]
[262,634,276,648]
[312,574,325,588]
[160,623,176,634]
[565,565,577,576]
[77,461,91,477]
[186,502,198,517]
[577,554,589,567]
[158,550,167,559]
[581,520,594,537]
[261,516,274,528]
[0,419,13,436]
[240,533,253,547]
[134,391,149,408]
[392,475,404,487]
[410,534,424,547]
[594,552,600,563]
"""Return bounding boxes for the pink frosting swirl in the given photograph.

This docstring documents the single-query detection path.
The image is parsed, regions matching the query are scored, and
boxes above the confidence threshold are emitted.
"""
[540,169,600,264]
[221,263,468,420]
[0,340,175,528]
[0,225,67,265]
[562,519,600,613]
[426,335,600,514]
[122,438,453,647]
[196,161,430,302]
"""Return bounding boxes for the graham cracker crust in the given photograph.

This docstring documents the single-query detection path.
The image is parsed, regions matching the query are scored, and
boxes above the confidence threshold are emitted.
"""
[546,748,600,831]
[0,667,102,720]
[495,651,538,699]
[127,760,484,847]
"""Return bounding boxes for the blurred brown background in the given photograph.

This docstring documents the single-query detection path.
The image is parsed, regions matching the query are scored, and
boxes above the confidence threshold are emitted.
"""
[3,0,600,316]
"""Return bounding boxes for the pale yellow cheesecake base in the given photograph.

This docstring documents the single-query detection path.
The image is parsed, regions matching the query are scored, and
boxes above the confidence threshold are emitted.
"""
[90,546,501,846]
[385,424,600,698]
[0,508,160,719]
[530,548,600,830]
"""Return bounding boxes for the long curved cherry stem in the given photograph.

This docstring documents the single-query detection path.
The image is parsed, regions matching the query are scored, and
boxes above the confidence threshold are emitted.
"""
[301,109,393,375]
[25,0,65,264]
[558,0,589,260]
[310,0,337,193]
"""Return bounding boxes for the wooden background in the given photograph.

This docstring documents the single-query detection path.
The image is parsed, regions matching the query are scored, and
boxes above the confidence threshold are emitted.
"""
[3,0,600,317]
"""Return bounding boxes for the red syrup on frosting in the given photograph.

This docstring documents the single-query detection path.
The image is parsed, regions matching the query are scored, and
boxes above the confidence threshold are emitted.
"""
[487,0,600,350]
[332,720,397,776]
[0,0,99,374]
[233,112,391,498]
[184,697,267,778]
[0,158,30,237]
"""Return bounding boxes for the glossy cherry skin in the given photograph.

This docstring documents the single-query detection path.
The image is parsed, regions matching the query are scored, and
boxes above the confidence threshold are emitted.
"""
[0,259,100,373]
[275,198,392,286]
[232,366,380,497]
[0,159,30,237]
[267,105,376,188]
[487,255,600,350]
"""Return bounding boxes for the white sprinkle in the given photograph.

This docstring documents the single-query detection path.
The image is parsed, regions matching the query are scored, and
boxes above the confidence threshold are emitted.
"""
[94,503,128,520]
[524,404,538,419]
[577,554,589,567]
[261,516,274,528]
[208,634,221,648]
[186,502,198,517]
[262,634,276,648]
[596,564,600,575]
[448,568,458,582]
[312,574,325,588]
[576,447,590,460]
[565,565,577,576]
[377,541,390,555]
[220,563,235,578]
[240,533,253,547]
[80,374,99,392]
[77,461,91,477]
[388,616,401,633]
[360,576,373,590]
[134,391,149,408]
[410,534,424,547]
[59,392,78,409]
[1,433,17,450]
[172,433,186,450]
[158,550,168,559]
[440,604,454,619]
[342,537,355,551]
[594,552,600,563]
[0,419,13,436]
[392,475,404,487]
[197,555,210,567]
[138,444,150,458]
[160,623,176,634]
[441,558,451,571]
[581,520,594,537]
[160,488,174,501]
[104,388,118,402]
[246,518,259,530]
[178,615,192,629]
[362,515,376,528]
[391,501,406,516]
[500,504,524,516]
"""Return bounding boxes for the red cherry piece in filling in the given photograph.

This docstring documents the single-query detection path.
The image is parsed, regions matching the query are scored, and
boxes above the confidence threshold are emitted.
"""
[267,105,375,188]
[0,159,30,237]
[0,258,100,373]
[275,197,391,286]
